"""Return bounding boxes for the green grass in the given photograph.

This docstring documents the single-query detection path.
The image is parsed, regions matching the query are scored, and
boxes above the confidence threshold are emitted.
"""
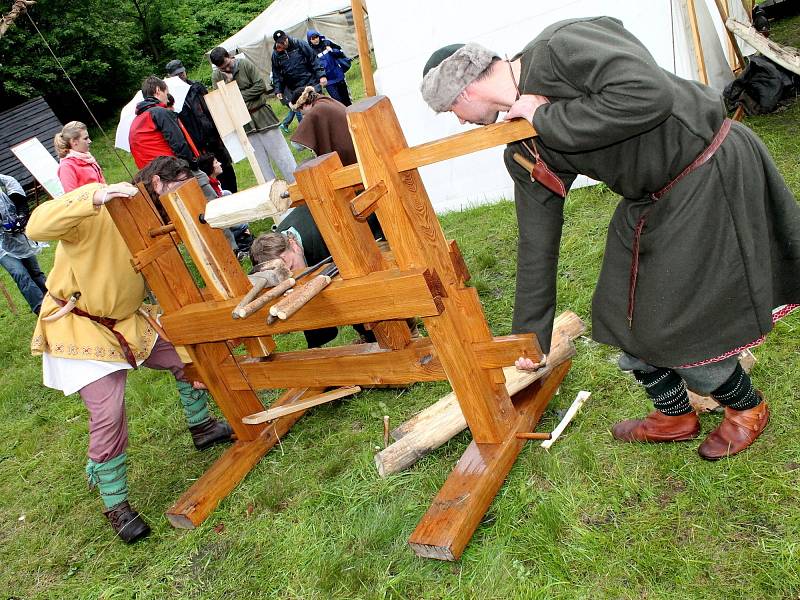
[2,21,800,600]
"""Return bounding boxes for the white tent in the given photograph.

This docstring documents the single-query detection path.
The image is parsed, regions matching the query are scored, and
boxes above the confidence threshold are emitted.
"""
[368,0,754,213]
[213,0,371,81]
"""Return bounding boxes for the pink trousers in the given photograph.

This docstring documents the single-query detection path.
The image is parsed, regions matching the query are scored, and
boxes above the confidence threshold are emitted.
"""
[78,337,185,462]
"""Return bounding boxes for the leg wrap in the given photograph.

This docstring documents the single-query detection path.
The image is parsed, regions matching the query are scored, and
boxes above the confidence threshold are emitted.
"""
[633,368,692,416]
[86,453,129,509]
[711,363,760,411]
[176,381,211,427]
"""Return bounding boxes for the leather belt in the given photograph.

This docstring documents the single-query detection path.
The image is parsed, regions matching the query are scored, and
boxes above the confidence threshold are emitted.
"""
[627,118,732,328]
[50,294,138,369]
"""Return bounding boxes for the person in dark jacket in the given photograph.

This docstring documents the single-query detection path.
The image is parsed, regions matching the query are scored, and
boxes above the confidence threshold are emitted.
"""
[306,29,352,106]
[165,59,238,192]
[128,76,196,170]
[421,17,800,460]
[271,29,327,132]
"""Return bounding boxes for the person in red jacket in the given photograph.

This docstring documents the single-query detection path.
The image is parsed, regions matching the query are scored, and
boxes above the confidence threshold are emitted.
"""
[55,121,107,193]
[128,76,196,170]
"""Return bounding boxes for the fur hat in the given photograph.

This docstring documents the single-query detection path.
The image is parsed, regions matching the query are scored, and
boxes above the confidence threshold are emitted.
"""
[420,42,500,113]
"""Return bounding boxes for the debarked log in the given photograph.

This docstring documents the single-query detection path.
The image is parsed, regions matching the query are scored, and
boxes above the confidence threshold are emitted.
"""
[374,311,585,477]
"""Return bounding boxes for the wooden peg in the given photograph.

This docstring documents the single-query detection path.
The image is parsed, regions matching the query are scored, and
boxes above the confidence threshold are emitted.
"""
[148,224,176,237]
[350,181,387,221]
[515,432,552,440]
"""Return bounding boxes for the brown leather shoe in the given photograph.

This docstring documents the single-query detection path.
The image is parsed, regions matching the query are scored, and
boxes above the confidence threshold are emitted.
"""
[103,500,150,543]
[611,410,700,442]
[697,397,769,461]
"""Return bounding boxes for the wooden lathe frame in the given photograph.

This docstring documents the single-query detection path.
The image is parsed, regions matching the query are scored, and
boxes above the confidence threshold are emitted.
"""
[106,96,572,561]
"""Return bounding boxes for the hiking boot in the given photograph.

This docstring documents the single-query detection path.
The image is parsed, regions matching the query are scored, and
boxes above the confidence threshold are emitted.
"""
[190,416,234,451]
[611,410,700,443]
[103,501,150,543]
[698,396,769,460]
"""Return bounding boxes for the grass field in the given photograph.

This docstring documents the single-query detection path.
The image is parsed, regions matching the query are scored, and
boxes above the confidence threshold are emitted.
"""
[1,19,799,600]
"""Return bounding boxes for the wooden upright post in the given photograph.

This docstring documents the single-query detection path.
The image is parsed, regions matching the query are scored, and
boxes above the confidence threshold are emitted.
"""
[294,152,412,349]
[351,0,375,97]
[347,96,517,443]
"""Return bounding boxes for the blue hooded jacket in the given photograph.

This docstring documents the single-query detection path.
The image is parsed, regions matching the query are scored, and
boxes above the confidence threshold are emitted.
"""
[306,29,348,84]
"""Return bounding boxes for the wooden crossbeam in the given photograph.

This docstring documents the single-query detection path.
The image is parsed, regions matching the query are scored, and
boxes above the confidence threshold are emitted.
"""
[219,333,541,390]
[160,268,444,346]
[288,118,537,203]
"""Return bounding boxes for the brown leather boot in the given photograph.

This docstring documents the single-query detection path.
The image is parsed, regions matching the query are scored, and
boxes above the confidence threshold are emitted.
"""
[697,397,769,460]
[189,417,234,451]
[611,410,700,442]
[103,501,150,543]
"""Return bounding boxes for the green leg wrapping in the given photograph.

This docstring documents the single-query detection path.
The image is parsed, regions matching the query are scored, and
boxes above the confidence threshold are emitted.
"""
[86,453,129,509]
[176,380,211,427]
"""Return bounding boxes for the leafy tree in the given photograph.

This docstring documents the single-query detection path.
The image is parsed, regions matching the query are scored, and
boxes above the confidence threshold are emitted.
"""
[0,0,274,121]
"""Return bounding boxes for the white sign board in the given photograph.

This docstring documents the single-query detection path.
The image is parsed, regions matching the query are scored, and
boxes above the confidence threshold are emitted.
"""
[11,137,64,198]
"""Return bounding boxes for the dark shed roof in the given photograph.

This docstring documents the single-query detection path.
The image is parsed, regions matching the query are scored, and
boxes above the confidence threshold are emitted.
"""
[0,97,63,189]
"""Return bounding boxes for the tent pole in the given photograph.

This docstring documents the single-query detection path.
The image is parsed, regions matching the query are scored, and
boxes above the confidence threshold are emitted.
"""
[714,0,746,71]
[686,0,709,85]
[351,0,375,96]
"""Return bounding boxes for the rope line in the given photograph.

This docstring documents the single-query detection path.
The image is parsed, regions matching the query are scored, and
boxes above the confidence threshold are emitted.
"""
[25,11,134,179]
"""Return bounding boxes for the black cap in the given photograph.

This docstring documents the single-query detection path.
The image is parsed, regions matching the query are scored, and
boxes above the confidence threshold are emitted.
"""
[422,43,465,77]
[273,30,288,43]
[165,59,186,76]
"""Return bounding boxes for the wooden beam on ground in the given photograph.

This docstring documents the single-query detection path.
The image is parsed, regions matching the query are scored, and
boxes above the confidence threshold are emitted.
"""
[375,311,585,477]
[160,268,444,346]
[166,387,323,528]
[407,360,571,561]
[243,386,361,424]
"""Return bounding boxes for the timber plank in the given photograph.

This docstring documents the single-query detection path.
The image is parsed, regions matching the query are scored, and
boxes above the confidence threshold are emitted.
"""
[407,361,571,560]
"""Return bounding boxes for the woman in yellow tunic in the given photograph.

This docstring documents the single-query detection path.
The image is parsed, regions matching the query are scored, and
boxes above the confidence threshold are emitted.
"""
[27,158,233,543]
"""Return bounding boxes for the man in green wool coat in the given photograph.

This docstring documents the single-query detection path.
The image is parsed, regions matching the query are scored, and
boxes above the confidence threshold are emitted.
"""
[421,16,800,460]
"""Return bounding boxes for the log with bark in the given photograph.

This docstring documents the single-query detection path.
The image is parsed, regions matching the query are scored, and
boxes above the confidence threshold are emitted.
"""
[374,311,586,477]
[726,18,800,76]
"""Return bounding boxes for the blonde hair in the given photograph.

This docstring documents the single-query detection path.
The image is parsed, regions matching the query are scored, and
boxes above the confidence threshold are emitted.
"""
[54,121,88,158]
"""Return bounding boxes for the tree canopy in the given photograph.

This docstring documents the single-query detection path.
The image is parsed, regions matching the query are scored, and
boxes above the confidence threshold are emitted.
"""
[0,0,271,121]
